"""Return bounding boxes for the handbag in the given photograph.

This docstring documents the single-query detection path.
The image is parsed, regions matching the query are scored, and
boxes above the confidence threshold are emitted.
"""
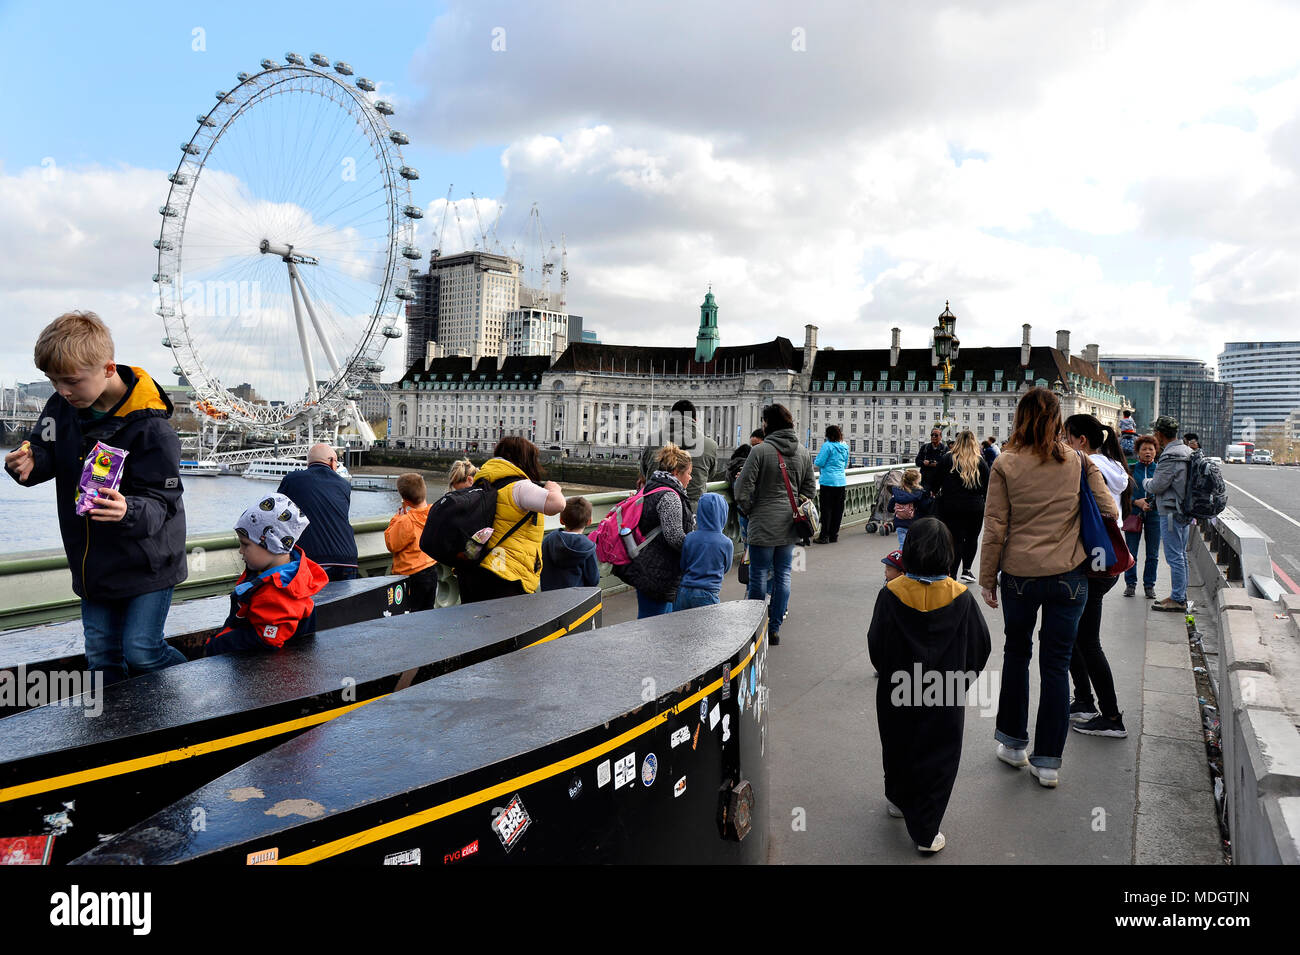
[737,547,750,584]
[1121,512,1143,534]
[778,454,820,541]
[1076,452,1135,579]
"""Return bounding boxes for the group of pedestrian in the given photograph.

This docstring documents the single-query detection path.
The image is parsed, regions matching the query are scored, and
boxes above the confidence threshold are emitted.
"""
[867,385,1208,855]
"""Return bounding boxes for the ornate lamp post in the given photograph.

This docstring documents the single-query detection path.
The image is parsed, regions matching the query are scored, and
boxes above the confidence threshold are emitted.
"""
[932,301,961,435]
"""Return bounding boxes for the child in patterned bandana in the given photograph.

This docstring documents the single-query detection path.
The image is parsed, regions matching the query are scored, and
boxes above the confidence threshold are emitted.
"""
[203,493,329,656]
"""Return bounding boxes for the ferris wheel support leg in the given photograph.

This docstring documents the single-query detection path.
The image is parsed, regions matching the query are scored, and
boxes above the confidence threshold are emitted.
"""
[287,261,320,405]
[290,268,344,376]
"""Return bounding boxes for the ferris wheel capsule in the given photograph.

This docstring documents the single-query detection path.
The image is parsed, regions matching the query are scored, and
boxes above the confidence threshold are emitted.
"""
[236,71,252,82]
[152,273,173,285]
[168,172,189,185]
[162,337,172,348]
[285,52,305,66]
[401,246,422,260]
[310,53,330,67]
[389,130,409,145]
[382,325,403,339]
[399,166,419,180]
[260,58,278,70]
[216,90,233,103]
[159,205,179,217]
[402,205,423,219]
[364,361,384,374]
[156,306,175,318]
[343,388,364,400]
[395,285,415,301]
[154,238,174,251]
[196,115,216,127]
[356,77,376,92]
[181,143,200,155]
[375,101,394,115]
[172,365,184,377]
[333,61,353,75]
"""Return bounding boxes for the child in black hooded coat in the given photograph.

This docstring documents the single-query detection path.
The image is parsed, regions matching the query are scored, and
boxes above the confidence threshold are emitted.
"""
[867,517,991,854]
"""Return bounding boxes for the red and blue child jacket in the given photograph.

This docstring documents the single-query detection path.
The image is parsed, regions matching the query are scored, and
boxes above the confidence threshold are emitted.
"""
[204,549,329,655]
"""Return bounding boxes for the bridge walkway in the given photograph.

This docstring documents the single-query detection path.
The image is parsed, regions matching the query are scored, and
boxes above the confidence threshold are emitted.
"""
[600,524,1224,864]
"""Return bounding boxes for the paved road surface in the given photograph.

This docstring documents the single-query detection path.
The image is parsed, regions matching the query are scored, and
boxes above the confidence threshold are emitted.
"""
[1218,464,1300,592]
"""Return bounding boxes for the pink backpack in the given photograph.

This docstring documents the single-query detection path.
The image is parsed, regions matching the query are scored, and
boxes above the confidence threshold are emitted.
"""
[588,486,672,565]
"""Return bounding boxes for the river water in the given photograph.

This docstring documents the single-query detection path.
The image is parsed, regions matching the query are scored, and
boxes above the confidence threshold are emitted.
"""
[0,470,624,557]
[0,474,402,557]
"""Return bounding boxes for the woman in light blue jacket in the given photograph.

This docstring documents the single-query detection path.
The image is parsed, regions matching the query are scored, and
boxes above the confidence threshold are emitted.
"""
[814,425,850,543]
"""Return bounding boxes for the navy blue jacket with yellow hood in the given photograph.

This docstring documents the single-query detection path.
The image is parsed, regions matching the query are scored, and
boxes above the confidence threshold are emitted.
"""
[10,366,188,600]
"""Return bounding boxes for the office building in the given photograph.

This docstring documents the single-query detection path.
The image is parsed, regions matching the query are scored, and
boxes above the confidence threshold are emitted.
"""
[1217,341,1300,444]
[1099,355,1233,458]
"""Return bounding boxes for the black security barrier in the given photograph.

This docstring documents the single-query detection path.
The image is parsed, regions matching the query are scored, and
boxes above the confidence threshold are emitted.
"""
[73,600,769,865]
[0,575,422,718]
[0,587,602,864]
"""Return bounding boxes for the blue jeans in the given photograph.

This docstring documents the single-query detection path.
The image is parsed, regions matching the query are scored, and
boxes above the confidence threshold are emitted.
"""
[637,590,674,619]
[994,569,1089,769]
[1161,512,1190,603]
[81,587,186,686]
[747,544,794,635]
[674,586,720,611]
[1124,510,1162,589]
[896,527,908,549]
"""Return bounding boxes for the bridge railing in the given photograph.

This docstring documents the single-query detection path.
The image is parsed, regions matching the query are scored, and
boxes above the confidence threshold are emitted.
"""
[1189,507,1300,864]
[0,463,902,631]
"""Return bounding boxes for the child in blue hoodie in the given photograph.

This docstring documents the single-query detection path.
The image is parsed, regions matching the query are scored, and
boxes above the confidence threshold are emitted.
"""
[541,497,600,591]
[674,492,734,611]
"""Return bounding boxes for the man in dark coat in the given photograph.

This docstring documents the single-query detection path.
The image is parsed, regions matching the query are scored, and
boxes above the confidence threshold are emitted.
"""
[277,443,358,581]
[867,517,991,853]
[915,427,946,515]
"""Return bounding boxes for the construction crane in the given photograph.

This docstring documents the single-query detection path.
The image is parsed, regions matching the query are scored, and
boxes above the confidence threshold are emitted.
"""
[559,233,568,312]
[433,184,453,260]
[470,192,491,251]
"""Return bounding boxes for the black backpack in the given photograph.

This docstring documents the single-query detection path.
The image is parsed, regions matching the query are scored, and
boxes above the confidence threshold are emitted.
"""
[1182,450,1227,520]
[419,475,536,567]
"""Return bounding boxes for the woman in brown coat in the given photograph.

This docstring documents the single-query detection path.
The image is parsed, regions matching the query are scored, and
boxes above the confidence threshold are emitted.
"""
[979,388,1119,789]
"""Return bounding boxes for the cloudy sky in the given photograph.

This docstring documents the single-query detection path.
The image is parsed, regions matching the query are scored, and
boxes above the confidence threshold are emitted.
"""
[3,0,1299,398]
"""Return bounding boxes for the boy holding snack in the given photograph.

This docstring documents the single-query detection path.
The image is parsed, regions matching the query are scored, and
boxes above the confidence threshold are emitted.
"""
[204,493,328,656]
[4,311,188,685]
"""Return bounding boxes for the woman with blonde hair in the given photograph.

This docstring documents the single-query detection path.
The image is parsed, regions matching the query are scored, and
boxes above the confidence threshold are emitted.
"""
[980,388,1118,788]
[448,458,478,490]
[615,442,696,618]
[936,430,990,582]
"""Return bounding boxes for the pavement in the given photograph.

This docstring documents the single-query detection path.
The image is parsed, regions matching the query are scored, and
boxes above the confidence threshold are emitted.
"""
[601,522,1224,864]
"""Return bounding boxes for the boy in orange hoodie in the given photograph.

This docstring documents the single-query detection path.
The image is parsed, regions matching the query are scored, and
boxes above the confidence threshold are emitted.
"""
[385,472,438,611]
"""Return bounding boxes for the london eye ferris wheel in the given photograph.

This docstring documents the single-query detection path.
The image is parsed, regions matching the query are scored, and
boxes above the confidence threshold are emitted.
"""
[154,52,423,443]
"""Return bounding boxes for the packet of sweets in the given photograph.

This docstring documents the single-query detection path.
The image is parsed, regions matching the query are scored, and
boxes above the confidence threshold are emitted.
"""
[75,442,129,515]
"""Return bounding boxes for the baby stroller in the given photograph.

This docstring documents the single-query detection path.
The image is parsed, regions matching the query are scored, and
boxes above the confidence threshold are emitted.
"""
[864,469,906,535]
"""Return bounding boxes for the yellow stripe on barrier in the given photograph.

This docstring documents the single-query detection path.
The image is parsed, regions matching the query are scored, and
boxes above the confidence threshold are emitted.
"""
[1,600,604,805]
[277,628,763,864]
[523,602,602,649]
[0,698,382,803]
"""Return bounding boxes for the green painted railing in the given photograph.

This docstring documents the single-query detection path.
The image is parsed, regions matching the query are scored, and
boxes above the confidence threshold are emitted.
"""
[0,466,898,631]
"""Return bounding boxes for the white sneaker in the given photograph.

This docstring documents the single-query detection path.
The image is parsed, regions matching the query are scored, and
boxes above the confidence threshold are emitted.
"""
[918,831,946,853]
[886,800,904,818]
[996,743,1029,768]
[1028,764,1059,788]
[960,572,977,583]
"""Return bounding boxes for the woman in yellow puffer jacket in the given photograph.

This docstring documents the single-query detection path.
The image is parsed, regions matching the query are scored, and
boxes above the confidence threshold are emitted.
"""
[461,436,566,603]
